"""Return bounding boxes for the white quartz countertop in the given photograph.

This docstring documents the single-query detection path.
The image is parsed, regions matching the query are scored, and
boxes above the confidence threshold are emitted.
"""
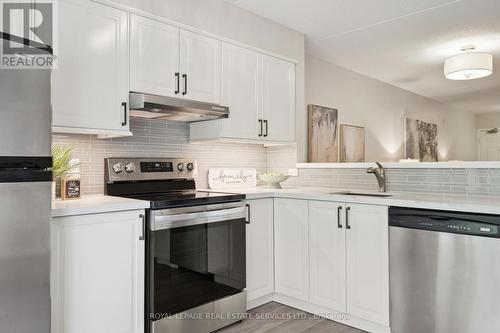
[52,195,149,218]
[201,187,500,215]
[52,188,500,218]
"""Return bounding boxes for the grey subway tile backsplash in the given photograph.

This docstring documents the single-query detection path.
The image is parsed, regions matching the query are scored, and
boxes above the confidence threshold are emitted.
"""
[53,119,267,195]
[54,119,500,196]
[267,147,500,196]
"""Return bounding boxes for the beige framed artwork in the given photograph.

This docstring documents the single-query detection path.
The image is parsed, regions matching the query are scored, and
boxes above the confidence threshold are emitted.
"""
[339,124,365,163]
[308,105,339,162]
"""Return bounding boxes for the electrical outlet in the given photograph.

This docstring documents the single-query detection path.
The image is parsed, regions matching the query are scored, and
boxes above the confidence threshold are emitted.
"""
[288,168,298,176]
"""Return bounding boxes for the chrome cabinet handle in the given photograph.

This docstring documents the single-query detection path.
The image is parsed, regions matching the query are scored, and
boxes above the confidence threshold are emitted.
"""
[263,120,269,137]
[346,207,351,230]
[337,206,343,229]
[258,119,263,137]
[121,102,127,126]
[174,72,180,94]
[139,214,145,240]
[182,74,187,95]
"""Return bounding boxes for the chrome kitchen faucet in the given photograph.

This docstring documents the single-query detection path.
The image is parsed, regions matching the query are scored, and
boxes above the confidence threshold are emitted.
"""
[367,162,386,192]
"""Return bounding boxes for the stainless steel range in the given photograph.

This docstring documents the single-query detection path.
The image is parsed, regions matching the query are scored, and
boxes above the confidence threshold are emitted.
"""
[105,158,248,333]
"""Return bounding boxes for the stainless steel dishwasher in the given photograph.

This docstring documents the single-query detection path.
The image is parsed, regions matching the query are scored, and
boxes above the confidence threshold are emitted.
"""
[389,207,500,333]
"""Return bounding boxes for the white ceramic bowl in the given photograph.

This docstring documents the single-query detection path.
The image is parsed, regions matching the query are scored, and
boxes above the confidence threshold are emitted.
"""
[259,173,290,189]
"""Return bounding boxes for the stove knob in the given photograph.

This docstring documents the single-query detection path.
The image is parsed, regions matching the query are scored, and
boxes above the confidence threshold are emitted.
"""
[177,163,185,172]
[112,163,123,173]
[125,162,136,173]
[186,162,194,171]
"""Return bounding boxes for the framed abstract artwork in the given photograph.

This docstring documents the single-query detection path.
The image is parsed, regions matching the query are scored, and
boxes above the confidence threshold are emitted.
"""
[404,117,438,162]
[308,105,338,162]
[340,124,365,163]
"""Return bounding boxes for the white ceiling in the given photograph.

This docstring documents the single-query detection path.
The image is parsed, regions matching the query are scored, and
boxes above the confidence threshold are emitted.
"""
[225,0,500,113]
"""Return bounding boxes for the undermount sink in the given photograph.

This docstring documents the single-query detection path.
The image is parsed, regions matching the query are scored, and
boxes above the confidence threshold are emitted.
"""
[331,191,393,197]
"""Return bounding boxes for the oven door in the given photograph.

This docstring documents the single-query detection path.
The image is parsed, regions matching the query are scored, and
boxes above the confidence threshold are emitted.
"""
[146,202,248,325]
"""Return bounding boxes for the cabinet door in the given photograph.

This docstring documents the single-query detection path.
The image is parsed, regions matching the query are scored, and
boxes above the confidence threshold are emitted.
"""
[51,210,145,333]
[180,30,221,103]
[309,201,346,312]
[246,199,274,305]
[262,55,295,142]
[274,198,309,301]
[130,14,180,97]
[346,204,389,325]
[220,43,261,139]
[52,0,129,134]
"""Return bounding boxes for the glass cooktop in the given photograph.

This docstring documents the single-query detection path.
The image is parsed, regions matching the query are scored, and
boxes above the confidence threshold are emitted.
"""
[121,190,245,209]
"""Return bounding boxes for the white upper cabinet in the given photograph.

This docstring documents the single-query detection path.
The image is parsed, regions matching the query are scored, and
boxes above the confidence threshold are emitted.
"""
[129,16,221,104]
[309,201,346,313]
[245,199,274,308]
[52,4,295,140]
[262,55,296,142]
[190,42,296,144]
[346,204,390,326]
[180,30,221,104]
[52,0,130,136]
[130,14,180,97]
[220,43,261,140]
[274,198,309,302]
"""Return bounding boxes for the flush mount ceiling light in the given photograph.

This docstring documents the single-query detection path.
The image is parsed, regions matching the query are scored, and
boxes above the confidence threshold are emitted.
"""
[444,45,493,80]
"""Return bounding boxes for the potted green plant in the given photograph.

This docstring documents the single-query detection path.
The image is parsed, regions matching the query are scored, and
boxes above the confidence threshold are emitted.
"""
[51,145,79,199]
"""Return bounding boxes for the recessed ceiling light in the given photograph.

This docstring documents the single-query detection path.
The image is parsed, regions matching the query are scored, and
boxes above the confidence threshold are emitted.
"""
[444,45,493,80]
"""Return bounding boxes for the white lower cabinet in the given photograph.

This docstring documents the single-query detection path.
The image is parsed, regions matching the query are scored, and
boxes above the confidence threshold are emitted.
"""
[51,210,145,333]
[274,198,309,302]
[309,201,346,313]
[245,199,274,308]
[345,203,390,326]
[273,198,390,333]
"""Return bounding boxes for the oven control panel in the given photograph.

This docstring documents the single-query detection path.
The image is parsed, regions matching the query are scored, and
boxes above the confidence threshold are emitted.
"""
[105,158,197,183]
[140,161,173,173]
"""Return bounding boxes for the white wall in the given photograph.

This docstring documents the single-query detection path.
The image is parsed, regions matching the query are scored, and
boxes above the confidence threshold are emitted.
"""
[476,112,500,129]
[298,56,477,162]
[105,0,305,139]
[444,109,477,161]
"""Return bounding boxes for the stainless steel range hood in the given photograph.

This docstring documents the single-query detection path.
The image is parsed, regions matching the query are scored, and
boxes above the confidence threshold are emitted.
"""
[129,92,229,122]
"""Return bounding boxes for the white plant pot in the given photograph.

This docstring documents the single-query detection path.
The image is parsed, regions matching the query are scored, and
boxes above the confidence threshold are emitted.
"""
[52,177,62,200]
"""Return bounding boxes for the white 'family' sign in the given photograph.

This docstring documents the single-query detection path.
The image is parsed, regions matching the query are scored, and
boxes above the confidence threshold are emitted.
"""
[208,168,257,189]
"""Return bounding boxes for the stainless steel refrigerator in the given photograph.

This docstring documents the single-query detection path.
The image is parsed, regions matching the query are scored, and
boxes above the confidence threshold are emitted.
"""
[0,69,52,332]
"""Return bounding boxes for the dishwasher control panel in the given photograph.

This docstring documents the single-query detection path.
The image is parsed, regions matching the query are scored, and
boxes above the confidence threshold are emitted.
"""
[414,218,498,236]
[389,207,500,238]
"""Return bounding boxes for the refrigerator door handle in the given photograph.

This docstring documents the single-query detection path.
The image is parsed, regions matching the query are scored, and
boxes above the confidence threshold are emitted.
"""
[0,157,52,183]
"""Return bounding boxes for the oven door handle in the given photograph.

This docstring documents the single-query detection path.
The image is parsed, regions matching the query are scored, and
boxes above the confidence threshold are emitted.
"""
[152,206,248,231]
